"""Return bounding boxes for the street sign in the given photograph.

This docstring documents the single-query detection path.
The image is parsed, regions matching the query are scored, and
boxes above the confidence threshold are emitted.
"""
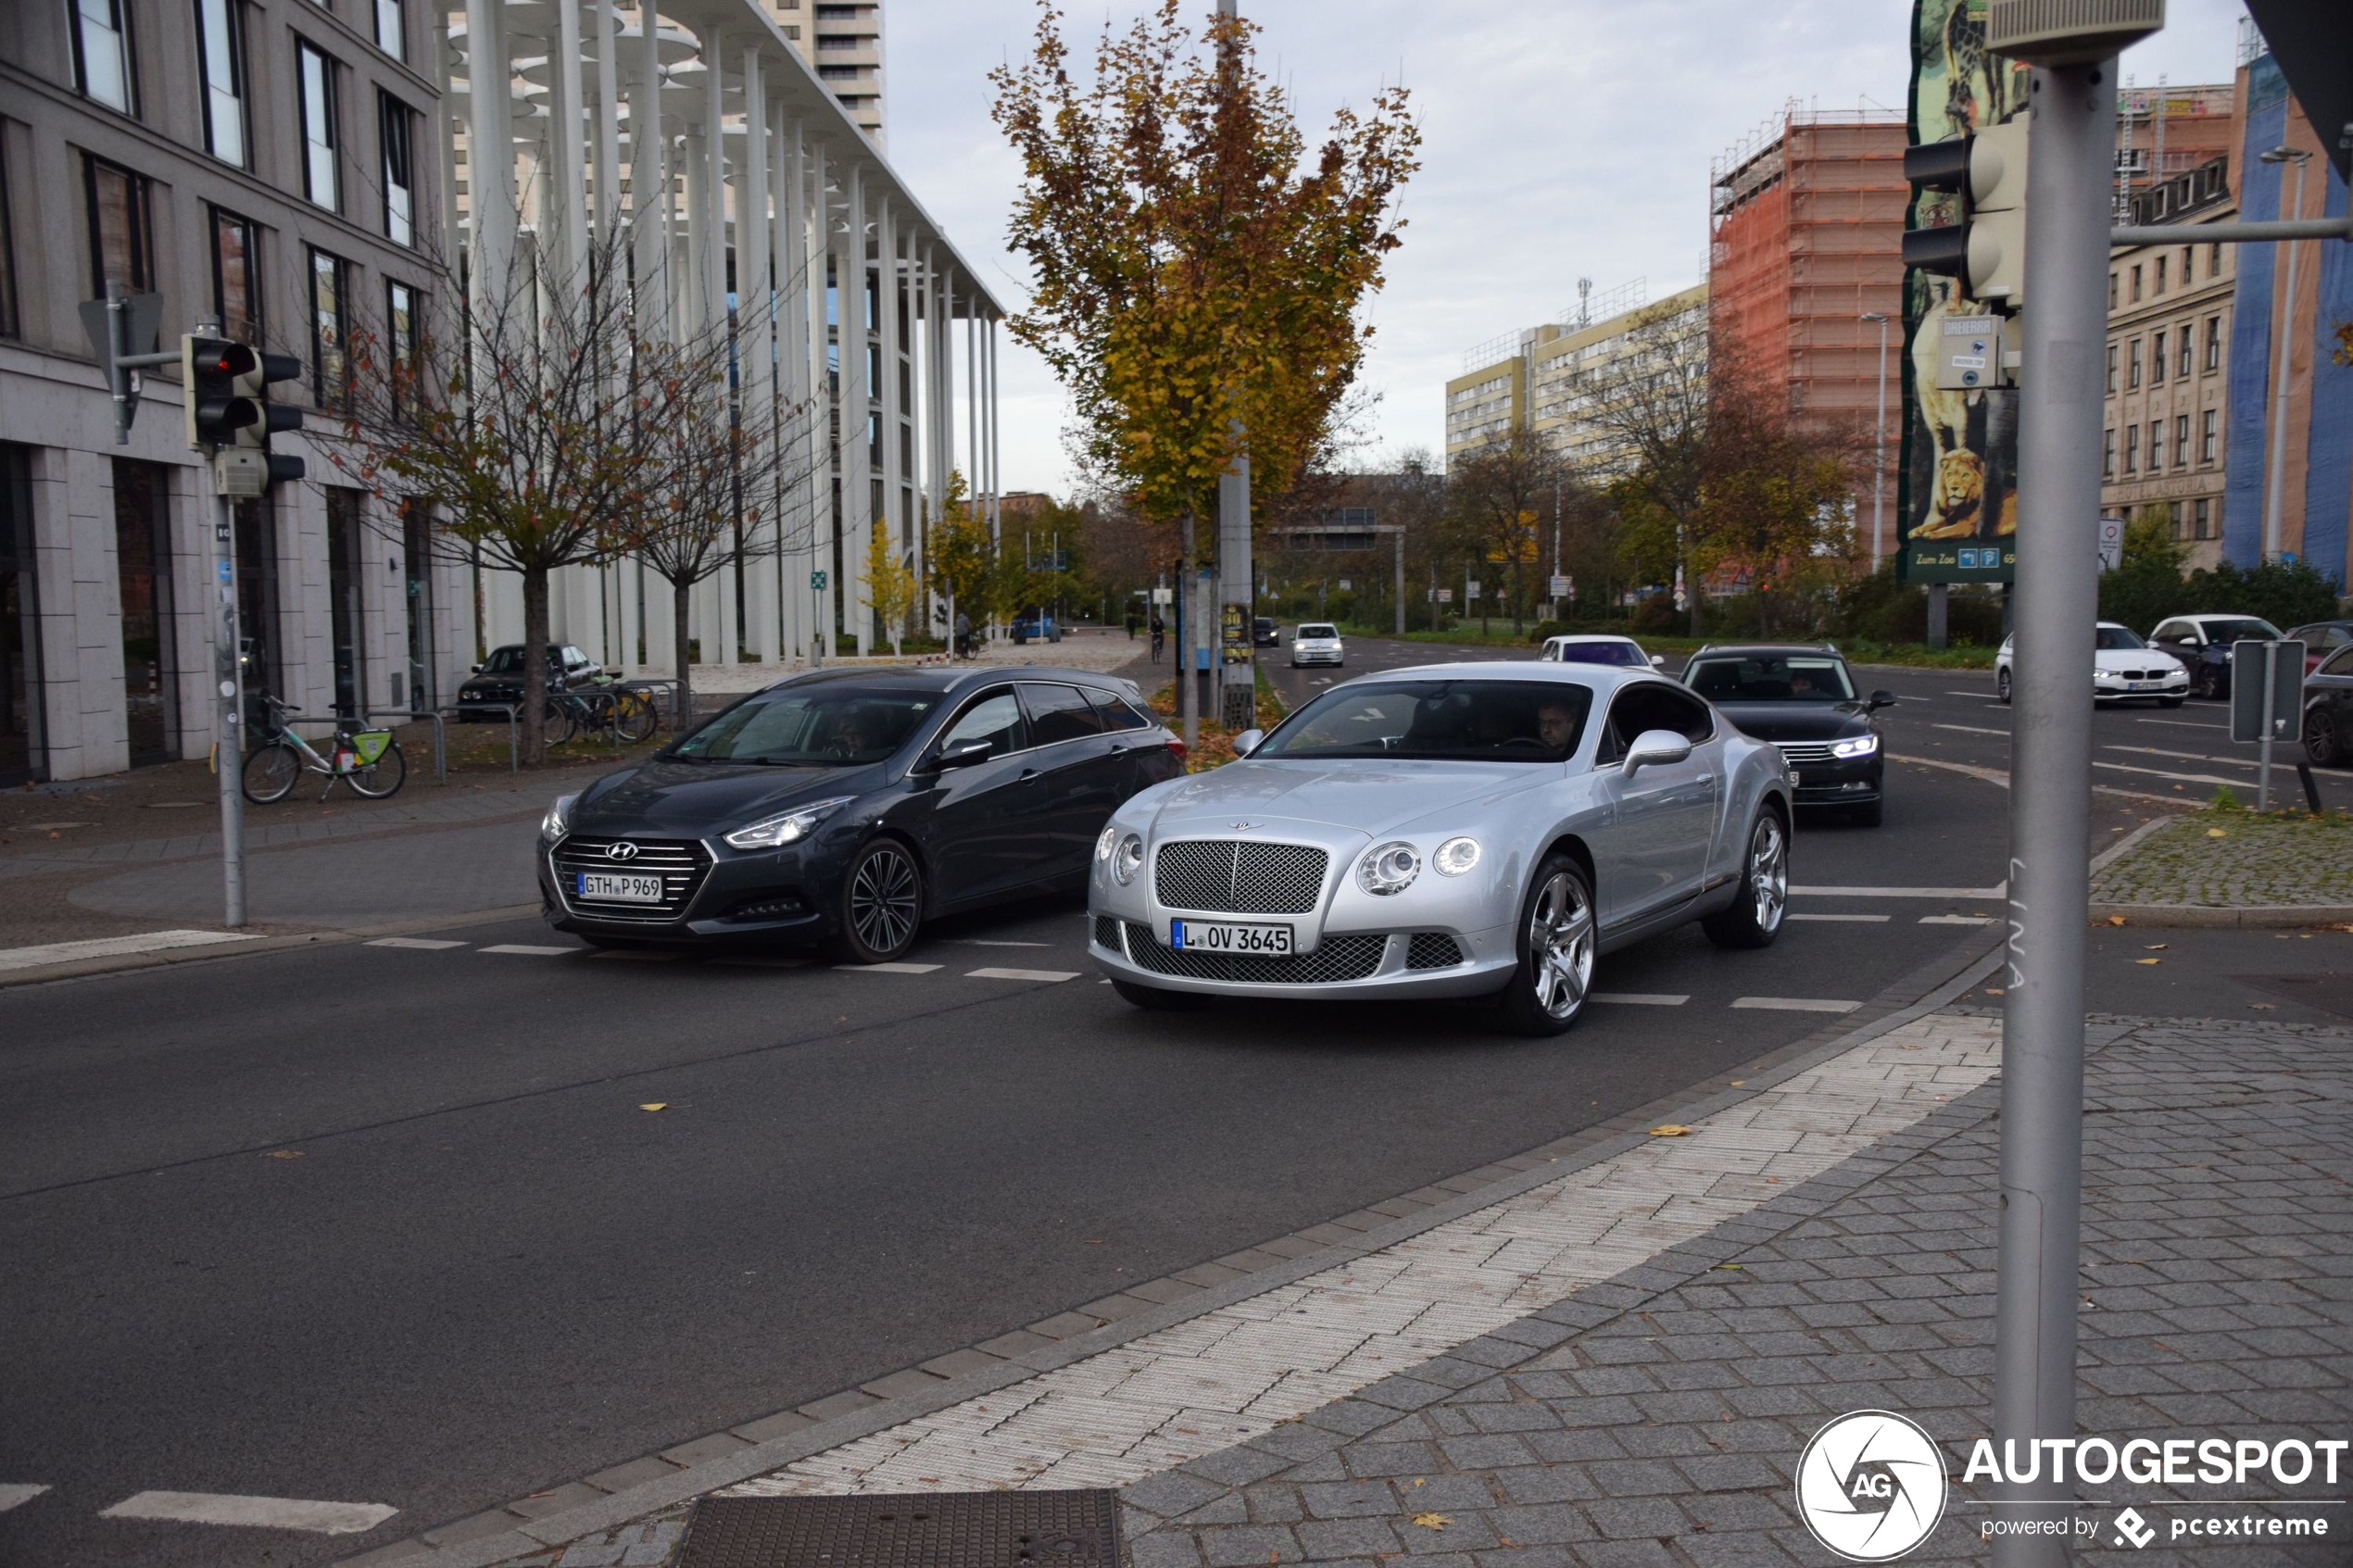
[2230,640,2304,744]
[1548,574,1573,599]
[1150,587,1171,605]
[1466,580,1481,600]
[2095,515,2124,571]
[1435,588,1453,603]
[810,571,828,591]
[1337,579,1351,591]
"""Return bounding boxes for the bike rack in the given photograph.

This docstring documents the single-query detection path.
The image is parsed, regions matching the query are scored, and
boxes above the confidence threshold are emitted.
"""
[615,677,686,731]
[354,708,449,785]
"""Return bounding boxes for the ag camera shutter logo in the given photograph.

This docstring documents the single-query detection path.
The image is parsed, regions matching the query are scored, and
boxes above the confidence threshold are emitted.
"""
[1795,1411,1949,1561]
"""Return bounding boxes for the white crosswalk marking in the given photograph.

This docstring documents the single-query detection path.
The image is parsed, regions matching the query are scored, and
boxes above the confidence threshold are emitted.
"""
[477,944,576,956]
[98,1492,397,1535]
[1731,996,1862,1013]
[1787,913,1891,923]
[367,937,466,950]
[967,967,1079,983]
[1920,914,1997,925]
[837,961,943,974]
[0,1485,49,1513]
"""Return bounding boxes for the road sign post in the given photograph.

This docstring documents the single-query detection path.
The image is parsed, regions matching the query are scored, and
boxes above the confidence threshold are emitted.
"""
[2230,639,2305,809]
[209,483,247,926]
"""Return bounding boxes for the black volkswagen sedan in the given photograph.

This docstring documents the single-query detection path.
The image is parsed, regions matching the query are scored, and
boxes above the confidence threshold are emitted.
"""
[1684,644,1895,825]
[538,667,1184,960]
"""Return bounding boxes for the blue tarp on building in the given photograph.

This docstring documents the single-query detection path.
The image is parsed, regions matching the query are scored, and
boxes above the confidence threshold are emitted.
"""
[2221,63,2287,568]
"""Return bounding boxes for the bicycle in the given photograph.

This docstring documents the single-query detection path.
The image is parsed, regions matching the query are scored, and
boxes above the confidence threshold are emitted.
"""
[242,696,407,802]
[545,682,659,746]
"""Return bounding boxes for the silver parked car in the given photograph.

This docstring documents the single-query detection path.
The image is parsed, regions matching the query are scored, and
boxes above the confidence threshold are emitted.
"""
[1088,662,1795,1035]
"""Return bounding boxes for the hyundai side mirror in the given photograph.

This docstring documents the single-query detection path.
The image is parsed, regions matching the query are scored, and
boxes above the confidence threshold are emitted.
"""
[1621,728,1693,777]
[1869,690,1898,710]
[928,737,995,772]
[1232,728,1265,758]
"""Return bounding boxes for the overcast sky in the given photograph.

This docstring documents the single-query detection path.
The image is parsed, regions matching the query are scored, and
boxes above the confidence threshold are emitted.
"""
[879,0,2257,498]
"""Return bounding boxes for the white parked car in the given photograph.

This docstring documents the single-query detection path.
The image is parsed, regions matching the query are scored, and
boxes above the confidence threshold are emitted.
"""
[1289,623,1344,668]
[1994,621,2187,707]
[1088,662,1796,1035]
[1540,633,1665,671]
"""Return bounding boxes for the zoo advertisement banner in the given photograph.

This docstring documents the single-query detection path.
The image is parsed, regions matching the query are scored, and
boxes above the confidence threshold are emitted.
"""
[1897,0,2030,584]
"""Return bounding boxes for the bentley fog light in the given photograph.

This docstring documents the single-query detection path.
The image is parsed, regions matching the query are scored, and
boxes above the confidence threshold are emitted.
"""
[1358,841,1421,896]
[1831,734,1880,759]
[724,796,853,850]
[1112,834,1145,884]
[1433,836,1481,876]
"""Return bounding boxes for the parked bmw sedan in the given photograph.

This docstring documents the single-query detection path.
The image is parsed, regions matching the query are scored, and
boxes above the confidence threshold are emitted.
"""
[1088,663,1793,1035]
[541,667,1183,960]
[1684,644,1894,825]
[458,644,606,721]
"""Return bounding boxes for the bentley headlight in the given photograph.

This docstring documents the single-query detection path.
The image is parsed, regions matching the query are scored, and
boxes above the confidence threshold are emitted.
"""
[1096,824,1119,863]
[1358,840,1421,896]
[1112,834,1145,884]
[541,794,576,840]
[724,796,853,850]
[1433,836,1481,876]
[1831,734,1880,759]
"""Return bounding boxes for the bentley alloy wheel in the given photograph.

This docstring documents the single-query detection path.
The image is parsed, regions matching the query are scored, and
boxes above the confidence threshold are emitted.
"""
[833,838,923,963]
[1704,808,1789,949]
[1498,853,1595,1036]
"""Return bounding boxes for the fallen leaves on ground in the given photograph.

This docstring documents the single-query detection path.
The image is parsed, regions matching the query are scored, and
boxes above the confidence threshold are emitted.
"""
[1410,1513,1452,1530]
[2107,915,2128,926]
[2208,828,2229,838]
[1647,1124,1693,1137]
[2144,943,2169,950]
[2135,959,2162,966]
[639,1102,667,1111]
[264,1149,305,1160]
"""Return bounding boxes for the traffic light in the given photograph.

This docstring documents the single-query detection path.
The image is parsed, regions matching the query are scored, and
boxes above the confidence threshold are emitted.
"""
[1901,119,2031,310]
[182,334,250,449]
[182,335,304,489]
[233,348,307,486]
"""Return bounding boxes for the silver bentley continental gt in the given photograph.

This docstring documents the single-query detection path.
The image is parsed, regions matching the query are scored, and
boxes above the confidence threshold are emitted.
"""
[1087,662,1795,1035]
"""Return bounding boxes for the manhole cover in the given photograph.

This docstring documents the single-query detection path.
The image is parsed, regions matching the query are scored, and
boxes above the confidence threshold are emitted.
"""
[676,1491,1123,1568]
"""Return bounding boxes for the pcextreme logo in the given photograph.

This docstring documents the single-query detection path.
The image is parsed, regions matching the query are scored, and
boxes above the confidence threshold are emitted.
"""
[1795,1411,1949,1562]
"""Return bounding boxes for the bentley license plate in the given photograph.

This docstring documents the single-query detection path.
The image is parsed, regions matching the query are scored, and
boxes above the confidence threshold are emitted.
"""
[577,871,664,903]
[1170,919,1292,955]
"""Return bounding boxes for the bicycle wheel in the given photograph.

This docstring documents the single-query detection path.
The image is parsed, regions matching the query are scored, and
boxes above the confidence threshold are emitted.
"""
[613,690,658,744]
[242,740,302,804]
[346,741,407,798]
[543,700,578,746]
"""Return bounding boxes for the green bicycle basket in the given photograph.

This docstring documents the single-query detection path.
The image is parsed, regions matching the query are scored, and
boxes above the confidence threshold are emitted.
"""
[349,730,394,765]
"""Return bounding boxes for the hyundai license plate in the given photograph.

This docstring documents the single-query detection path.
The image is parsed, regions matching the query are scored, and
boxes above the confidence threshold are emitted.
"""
[577,871,664,903]
[1170,920,1292,955]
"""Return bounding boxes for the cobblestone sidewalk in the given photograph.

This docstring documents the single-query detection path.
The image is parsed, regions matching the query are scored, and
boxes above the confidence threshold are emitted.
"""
[2091,811,2353,910]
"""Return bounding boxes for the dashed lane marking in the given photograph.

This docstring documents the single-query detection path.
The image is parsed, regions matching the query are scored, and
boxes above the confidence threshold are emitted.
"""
[366,937,467,950]
[97,1492,397,1535]
[1793,883,2006,898]
[2093,759,2254,788]
[477,944,577,956]
[2137,717,2225,730]
[2106,743,2258,770]
[1731,996,1863,1014]
[1590,992,1689,1006]
[1788,912,1891,922]
[0,1485,50,1513]
[1942,689,1997,698]
[837,961,943,974]
[1920,914,1998,925]
[948,939,1051,947]
[967,967,1079,983]
[1934,722,2010,737]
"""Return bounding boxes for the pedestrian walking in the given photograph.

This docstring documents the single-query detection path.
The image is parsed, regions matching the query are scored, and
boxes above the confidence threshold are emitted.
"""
[1150,614,1165,663]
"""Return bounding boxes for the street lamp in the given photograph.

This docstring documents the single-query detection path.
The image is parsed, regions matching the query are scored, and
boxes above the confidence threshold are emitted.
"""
[1861,312,1892,570]
[2258,145,2311,562]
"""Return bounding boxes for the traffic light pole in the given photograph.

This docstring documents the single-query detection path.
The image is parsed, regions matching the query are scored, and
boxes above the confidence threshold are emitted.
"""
[210,484,248,928]
[1992,59,2114,1565]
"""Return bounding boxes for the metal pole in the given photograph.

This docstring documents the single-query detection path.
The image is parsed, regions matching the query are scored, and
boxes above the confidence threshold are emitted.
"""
[2261,153,2309,562]
[1992,59,2114,1567]
[211,487,247,927]
[1865,312,1890,569]
[2259,641,2277,811]
[1393,529,1404,636]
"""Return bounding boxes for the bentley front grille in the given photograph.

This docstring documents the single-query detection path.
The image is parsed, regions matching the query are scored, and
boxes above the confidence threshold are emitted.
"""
[1405,933,1465,970]
[1122,922,1383,984]
[1091,915,1125,951]
[1153,840,1328,914]
[550,835,711,923]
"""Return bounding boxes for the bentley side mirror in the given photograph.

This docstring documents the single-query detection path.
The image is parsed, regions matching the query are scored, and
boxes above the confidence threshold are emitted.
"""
[1869,690,1898,710]
[927,737,995,772]
[1622,728,1693,777]
[1232,728,1265,758]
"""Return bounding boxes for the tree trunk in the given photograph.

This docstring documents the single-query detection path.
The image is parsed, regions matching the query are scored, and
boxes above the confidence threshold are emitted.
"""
[673,581,695,729]
[1179,508,1197,751]
[522,566,550,766]
[1757,587,1774,640]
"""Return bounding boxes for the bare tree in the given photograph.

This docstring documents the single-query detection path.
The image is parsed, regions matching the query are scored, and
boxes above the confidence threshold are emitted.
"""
[1445,427,1563,634]
[1576,300,1712,633]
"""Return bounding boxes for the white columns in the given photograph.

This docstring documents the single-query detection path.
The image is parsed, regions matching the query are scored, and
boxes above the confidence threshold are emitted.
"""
[809,135,835,661]
[553,0,591,282]
[699,27,725,335]
[739,46,777,664]
[842,162,871,655]
[592,0,623,250]
[681,125,707,331]
[986,315,1000,540]
[965,296,978,500]
[878,196,904,649]
[628,0,665,332]
[463,0,514,304]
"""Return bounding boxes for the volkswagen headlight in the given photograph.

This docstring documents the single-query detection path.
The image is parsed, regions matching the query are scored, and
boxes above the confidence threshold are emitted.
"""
[1358,840,1421,896]
[541,794,577,840]
[1112,833,1145,884]
[724,796,853,850]
[1831,734,1880,759]
[1433,836,1481,877]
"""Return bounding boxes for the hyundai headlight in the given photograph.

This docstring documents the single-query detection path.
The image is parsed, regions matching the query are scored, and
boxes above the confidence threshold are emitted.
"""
[541,794,576,840]
[1433,836,1481,876]
[723,796,853,850]
[1112,833,1145,884]
[1358,840,1421,896]
[1831,734,1880,759]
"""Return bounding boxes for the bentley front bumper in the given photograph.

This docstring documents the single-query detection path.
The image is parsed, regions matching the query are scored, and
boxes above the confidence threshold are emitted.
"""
[1087,913,1515,999]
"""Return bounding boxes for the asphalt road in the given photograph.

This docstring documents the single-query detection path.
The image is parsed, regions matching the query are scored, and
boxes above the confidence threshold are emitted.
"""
[5,636,2348,1566]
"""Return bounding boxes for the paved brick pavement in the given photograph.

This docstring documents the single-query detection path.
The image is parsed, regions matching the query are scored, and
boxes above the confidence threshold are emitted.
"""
[2091,813,2353,911]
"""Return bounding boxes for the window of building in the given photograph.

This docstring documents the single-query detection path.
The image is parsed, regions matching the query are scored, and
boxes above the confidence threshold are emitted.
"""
[2123,426,2139,473]
[2174,414,2190,469]
[385,277,418,417]
[2146,420,2164,472]
[298,42,340,211]
[2108,272,2120,308]
[2204,316,2221,372]
[2106,343,2118,394]
[2209,242,2222,277]
[326,487,366,717]
[380,92,414,245]
[2201,408,2218,463]
[195,0,248,166]
[2127,338,2142,389]
[309,247,348,405]
[211,208,261,342]
[2176,325,2193,379]
[71,0,135,114]
[2194,497,2212,539]
[373,0,406,61]
[0,131,19,340]
[783,24,799,38]
[2130,265,2142,302]
[2181,245,2194,282]
[83,156,154,296]
[113,459,178,766]
[0,445,42,785]
[2155,256,2167,294]
[818,64,859,79]
[2103,428,2116,477]
[2151,329,2166,383]
[2168,500,2184,541]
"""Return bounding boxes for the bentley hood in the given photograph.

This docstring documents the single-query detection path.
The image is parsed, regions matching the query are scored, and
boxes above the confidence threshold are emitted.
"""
[1135,759,1552,840]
